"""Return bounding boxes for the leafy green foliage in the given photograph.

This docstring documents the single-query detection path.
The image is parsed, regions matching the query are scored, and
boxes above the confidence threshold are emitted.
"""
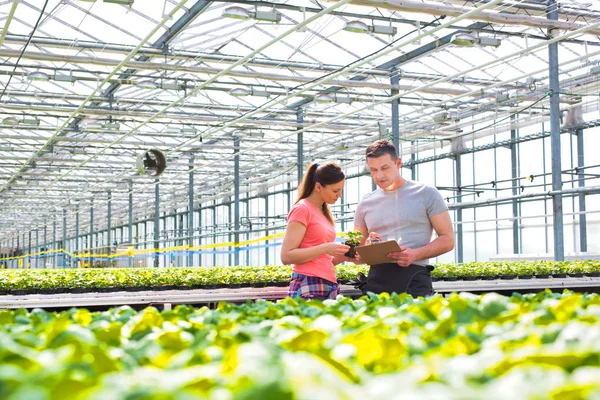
[0,260,598,292]
[342,231,364,246]
[0,291,600,398]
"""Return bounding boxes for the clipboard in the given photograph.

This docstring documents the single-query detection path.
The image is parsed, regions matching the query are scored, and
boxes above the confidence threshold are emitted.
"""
[355,240,402,265]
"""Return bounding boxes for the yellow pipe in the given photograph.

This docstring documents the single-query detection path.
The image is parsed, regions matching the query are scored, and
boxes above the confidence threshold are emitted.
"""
[0,1,19,47]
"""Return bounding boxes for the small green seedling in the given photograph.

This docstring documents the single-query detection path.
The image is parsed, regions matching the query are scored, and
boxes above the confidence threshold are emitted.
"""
[344,230,363,246]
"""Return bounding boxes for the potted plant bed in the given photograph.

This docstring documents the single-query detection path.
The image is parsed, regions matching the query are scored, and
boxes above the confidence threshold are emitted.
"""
[534,274,550,279]
[552,273,567,279]
[501,274,517,280]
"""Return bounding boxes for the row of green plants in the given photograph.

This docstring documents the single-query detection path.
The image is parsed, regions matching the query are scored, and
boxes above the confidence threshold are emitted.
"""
[1,291,600,399]
[0,260,599,293]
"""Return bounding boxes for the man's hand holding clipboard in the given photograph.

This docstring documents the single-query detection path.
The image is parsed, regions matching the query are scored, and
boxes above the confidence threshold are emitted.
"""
[357,232,416,267]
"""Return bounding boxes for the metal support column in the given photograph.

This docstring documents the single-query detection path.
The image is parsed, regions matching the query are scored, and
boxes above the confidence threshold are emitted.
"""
[62,209,67,267]
[264,195,269,265]
[128,180,133,268]
[234,136,240,266]
[28,231,31,269]
[455,154,463,263]
[188,156,194,267]
[107,191,112,251]
[178,213,184,266]
[75,204,79,267]
[245,194,250,266]
[576,129,587,252]
[548,0,564,261]
[297,110,304,184]
[510,122,519,254]
[35,228,39,268]
[228,203,233,266]
[22,232,26,268]
[212,203,216,266]
[89,199,94,267]
[391,66,400,152]
[43,224,47,268]
[11,237,15,269]
[52,220,56,268]
[154,181,160,268]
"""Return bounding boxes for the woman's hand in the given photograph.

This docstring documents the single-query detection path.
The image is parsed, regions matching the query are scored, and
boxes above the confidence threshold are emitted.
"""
[321,243,350,257]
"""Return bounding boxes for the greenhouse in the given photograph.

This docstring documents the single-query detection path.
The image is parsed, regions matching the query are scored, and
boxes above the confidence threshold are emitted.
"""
[1,0,600,398]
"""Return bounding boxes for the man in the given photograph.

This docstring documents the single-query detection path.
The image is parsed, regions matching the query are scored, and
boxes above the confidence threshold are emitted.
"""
[353,139,454,296]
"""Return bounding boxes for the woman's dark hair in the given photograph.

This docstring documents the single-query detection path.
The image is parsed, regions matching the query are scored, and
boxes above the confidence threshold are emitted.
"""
[296,162,345,225]
[366,139,398,160]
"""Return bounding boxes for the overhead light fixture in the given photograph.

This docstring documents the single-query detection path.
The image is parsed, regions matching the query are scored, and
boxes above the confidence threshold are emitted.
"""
[237,130,264,138]
[314,93,352,104]
[450,33,477,47]
[478,36,501,47]
[228,87,270,97]
[229,87,250,97]
[343,20,369,34]
[449,111,461,121]
[136,80,158,90]
[343,20,397,35]
[160,82,180,90]
[103,0,134,5]
[451,33,500,47]
[27,71,50,81]
[496,92,510,102]
[21,116,40,126]
[0,145,15,151]
[222,6,281,23]
[182,127,197,134]
[254,10,281,23]
[54,72,76,83]
[432,111,450,123]
[103,122,120,130]
[81,120,103,130]
[315,93,334,103]
[164,126,182,134]
[2,117,19,125]
[251,88,270,97]
[590,65,600,75]
[222,6,251,19]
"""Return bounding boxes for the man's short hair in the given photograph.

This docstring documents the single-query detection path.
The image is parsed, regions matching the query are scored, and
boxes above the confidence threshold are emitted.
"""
[366,139,398,160]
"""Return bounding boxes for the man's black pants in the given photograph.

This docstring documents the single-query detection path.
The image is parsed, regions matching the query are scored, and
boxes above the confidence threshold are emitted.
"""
[364,263,434,297]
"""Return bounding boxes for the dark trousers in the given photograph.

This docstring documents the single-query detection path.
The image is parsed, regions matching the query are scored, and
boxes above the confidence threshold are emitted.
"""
[365,263,434,297]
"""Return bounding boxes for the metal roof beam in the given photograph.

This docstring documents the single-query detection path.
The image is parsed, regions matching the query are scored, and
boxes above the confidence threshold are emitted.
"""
[102,0,212,99]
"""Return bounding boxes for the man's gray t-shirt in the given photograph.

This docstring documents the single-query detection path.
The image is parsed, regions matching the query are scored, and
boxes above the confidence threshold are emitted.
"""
[354,180,448,266]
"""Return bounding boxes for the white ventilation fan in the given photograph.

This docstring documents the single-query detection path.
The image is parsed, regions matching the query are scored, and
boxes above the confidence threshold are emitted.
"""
[136,149,167,177]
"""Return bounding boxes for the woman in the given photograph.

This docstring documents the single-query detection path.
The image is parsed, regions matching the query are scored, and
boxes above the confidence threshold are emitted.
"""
[281,162,354,300]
